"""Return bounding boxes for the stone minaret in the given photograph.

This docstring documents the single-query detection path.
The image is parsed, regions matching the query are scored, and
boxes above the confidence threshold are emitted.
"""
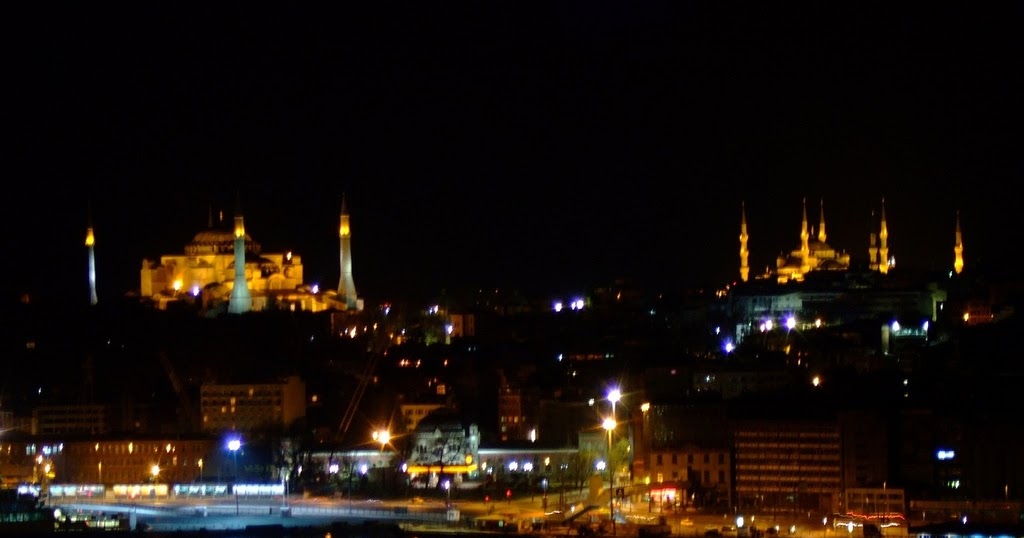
[739,201,750,283]
[799,198,811,275]
[85,207,98,306]
[953,210,964,275]
[878,198,889,274]
[868,209,879,270]
[818,198,827,243]
[337,195,358,309]
[228,197,252,314]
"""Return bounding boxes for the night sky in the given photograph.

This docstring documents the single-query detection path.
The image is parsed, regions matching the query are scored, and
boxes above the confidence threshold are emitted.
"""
[3,4,1022,306]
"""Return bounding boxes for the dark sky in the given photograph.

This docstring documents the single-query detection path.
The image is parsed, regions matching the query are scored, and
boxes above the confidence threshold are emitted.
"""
[3,4,1023,306]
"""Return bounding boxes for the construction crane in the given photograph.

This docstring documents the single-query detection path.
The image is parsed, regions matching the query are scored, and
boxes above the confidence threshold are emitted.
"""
[336,352,379,443]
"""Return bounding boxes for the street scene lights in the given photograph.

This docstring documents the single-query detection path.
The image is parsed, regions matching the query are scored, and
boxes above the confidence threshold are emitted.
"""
[228,438,241,515]
[607,388,621,419]
[372,429,390,451]
[603,417,617,536]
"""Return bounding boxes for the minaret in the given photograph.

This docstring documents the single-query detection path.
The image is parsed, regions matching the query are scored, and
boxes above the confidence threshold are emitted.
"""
[953,210,964,275]
[799,198,811,275]
[868,209,878,270]
[228,196,252,314]
[85,206,98,306]
[739,201,750,283]
[818,198,827,243]
[337,194,359,309]
[878,198,889,275]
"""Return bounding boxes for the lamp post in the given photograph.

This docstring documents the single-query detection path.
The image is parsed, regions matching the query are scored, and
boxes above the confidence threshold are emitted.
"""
[198,458,203,483]
[228,438,241,516]
[603,417,617,536]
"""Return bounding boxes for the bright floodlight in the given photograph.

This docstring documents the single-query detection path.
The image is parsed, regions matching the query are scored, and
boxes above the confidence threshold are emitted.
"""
[602,417,616,431]
[607,389,621,404]
[786,316,796,330]
[227,439,241,452]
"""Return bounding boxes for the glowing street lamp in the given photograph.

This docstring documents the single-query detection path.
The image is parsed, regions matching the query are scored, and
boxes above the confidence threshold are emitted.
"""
[372,429,391,451]
[603,417,617,536]
[607,388,621,418]
[151,464,160,483]
[228,438,242,515]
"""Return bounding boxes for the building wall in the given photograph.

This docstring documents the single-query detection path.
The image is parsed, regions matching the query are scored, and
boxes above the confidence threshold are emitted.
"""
[733,419,842,514]
[32,405,110,436]
[200,376,306,433]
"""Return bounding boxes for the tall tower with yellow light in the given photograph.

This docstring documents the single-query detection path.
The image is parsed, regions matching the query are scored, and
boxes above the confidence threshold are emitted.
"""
[878,198,889,275]
[85,209,98,306]
[953,210,964,275]
[228,197,252,314]
[817,198,827,243]
[337,195,359,310]
[799,198,811,275]
[739,201,750,283]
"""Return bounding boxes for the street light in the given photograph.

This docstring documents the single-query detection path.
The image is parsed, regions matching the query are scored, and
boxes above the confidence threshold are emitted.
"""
[603,417,617,536]
[228,438,242,515]
[607,388,621,420]
[373,429,391,451]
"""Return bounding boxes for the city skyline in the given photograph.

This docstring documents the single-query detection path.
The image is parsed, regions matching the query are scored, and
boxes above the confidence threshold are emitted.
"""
[4,4,1022,305]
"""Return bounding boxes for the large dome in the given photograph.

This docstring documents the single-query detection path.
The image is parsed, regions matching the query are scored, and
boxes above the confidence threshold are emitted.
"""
[185,228,260,256]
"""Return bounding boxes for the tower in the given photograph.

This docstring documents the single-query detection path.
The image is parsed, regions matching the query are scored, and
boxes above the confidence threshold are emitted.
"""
[953,210,964,275]
[799,198,811,275]
[878,198,889,275]
[228,197,252,314]
[739,201,750,283]
[85,207,98,306]
[818,198,827,243]
[337,195,359,310]
[868,209,878,270]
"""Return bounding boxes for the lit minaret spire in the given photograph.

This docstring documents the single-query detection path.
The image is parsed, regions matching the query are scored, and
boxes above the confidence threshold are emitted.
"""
[799,198,810,274]
[739,201,750,282]
[868,209,878,270]
[337,194,358,309]
[818,198,827,243]
[85,206,98,306]
[953,210,964,275]
[878,198,889,275]
[228,195,252,314]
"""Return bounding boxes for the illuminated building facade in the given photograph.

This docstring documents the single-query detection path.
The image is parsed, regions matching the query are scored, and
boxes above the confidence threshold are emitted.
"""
[140,207,311,312]
[405,408,481,485]
[732,419,842,514]
[199,376,306,433]
[773,198,852,284]
[138,200,365,313]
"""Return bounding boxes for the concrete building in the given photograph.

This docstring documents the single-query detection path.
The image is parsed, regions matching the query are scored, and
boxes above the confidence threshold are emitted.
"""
[199,376,306,433]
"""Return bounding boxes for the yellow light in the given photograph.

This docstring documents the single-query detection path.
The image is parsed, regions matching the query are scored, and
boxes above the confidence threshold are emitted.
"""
[465,455,473,464]
[151,464,160,478]
[85,228,95,247]
[602,417,616,431]
[641,402,650,413]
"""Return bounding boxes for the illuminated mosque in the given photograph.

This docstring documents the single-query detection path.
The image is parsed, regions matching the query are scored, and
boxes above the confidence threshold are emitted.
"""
[739,198,917,285]
[136,196,363,314]
[727,196,968,346]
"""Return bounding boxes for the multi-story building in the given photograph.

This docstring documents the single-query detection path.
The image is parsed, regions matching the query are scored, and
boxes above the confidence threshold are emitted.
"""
[199,376,306,433]
[732,418,842,515]
[32,405,111,436]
